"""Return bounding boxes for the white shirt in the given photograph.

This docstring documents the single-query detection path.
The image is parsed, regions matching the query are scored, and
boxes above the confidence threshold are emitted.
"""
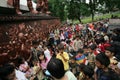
[65,71,77,80]
[15,69,28,80]
[44,49,51,60]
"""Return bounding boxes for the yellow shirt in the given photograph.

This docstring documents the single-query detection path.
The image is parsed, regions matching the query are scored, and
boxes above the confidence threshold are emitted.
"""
[56,52,69,70]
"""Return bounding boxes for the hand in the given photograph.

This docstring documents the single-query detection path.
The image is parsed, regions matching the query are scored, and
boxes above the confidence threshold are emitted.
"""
[30,76,36,80]
[2,53,8,56]
[60,53,64,57]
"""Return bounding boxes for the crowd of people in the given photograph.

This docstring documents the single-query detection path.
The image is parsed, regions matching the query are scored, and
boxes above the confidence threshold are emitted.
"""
[0,19,120,80]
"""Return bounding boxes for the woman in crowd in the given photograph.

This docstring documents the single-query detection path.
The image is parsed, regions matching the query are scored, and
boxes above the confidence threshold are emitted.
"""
[47,58,77,80]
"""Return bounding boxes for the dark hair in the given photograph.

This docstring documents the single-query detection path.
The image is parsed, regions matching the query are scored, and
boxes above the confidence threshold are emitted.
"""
[32,40,39,45]
[96,53,110,67]
[0,63,15,80]
[105,46,115,53]
[82,65,94,78]
[95,35,105,44]
[83,45,88,49]
[17,56,25,67]
[15,56,24,67]
[37,50,47,63]
[47,58,65,79]
[77,49,84,54]
[79,63,86,70]
[89,44,97,50]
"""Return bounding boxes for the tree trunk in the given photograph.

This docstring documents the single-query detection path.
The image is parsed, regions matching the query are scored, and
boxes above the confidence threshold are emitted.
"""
[78,17,82,23]
[92,12,94,21]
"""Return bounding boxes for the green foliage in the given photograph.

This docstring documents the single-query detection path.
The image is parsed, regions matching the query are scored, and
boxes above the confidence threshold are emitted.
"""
[66,0,90,23]
[74,11,120,24]
[33,0,120,22]
[33,0,37,3]
[49,0,66,21]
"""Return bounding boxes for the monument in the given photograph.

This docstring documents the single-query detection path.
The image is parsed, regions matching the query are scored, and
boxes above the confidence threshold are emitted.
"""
[0,0,60,65]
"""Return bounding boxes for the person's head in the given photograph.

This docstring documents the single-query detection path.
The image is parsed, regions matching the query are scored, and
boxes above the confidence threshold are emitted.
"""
[32,60,38,66]
[32,40,39,48]
[105,46,115,58]
[58,43,64,53]
[79,63,86,71]
[95,53,110,69]
[0,63,16,80]
[76,36,80,40]
[37,50,46,63]
[47,58,65,79]
[88,44,97,53]
[77,49,84,56]
[82,65,94,80]
[17,56,25,65]
[83,46,89,56]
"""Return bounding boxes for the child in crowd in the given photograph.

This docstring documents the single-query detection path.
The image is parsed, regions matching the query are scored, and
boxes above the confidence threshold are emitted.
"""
[87,44,96,69]
[37,51,50,70]
[95,53,120,80]
[69,56,78,76]
[105,46,119,73]
[79,64,94,80]
[75,49,87,65]
[105,46,118,65]
[83,46,89,57]
[32,60,44,80]
[47,58,77,80]
[79,63,86,80]
[17,56,33,79]
[56,43,69,71]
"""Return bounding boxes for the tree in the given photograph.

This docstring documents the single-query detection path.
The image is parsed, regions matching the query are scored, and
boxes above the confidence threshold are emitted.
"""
[67,0,90,23]
[49,0,66,21]
[89,0,98,21]
[98,0,120,13]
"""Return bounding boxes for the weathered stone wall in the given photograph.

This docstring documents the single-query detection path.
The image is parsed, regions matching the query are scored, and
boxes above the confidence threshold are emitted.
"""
[0,16,61,65]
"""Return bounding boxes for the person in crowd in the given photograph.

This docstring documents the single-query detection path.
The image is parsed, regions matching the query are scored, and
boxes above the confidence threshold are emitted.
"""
[37,50,50,70]
[73,36,83,52]
[48,31,55,47]
[69,56,78,76]
[105,46,119,73]
[47,58,77,80]
[103,33,109,42]
[56,43,69,71]
[44,46,51,60]
[59,30,65,41]
[105,46,118,65]
[0,63,16,80]
[75,49,87,65]
[17,56,33,79]
[32,60,44,80]
[110,28,120,61]
[66,39,75,57]
[31,40,40,61]
[8,55,35,80]
[87,45,96,69]
[79,64,94,80]
[83,46,89,57]
[95,53,120,80]
[95,35,105,53]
